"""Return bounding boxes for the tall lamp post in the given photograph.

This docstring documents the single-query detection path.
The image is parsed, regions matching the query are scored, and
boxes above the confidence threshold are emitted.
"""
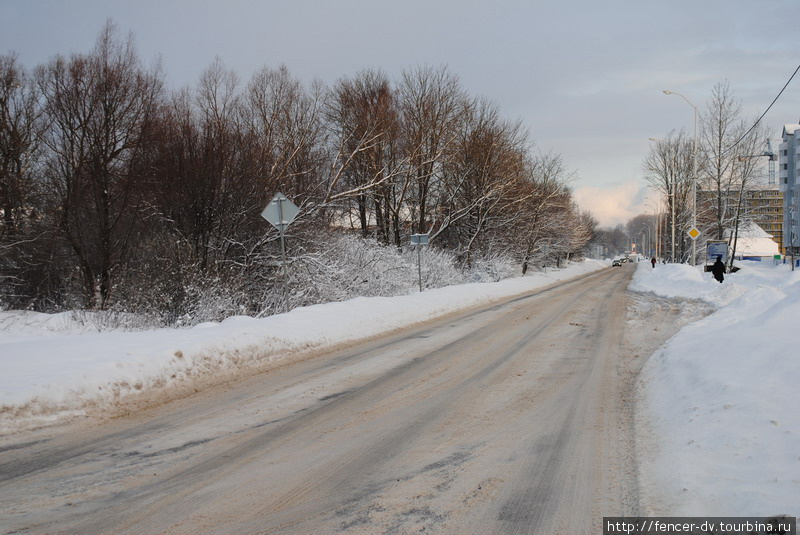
[663,90,699,265]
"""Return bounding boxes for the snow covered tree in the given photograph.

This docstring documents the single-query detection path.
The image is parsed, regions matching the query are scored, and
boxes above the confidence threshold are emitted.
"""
[325,69,408,245]
[432,98,528,267]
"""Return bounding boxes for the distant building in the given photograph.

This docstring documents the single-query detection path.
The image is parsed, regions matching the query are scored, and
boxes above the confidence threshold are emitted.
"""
[747,186,783,251]
[696,185,783,253]
[779,124,800,255]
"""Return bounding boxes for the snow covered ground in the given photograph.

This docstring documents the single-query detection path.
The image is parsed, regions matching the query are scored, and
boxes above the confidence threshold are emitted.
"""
[0,260,606,432]
[3,256,797,522]
[631,259,800,521]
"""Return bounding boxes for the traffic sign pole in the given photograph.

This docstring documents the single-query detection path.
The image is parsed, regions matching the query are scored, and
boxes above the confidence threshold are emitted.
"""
[261,193,300,314]
[278,198,289,314]
[410,234,429,292]
[417,246,422,292]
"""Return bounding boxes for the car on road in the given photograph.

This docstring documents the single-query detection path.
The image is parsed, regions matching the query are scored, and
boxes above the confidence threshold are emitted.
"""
[612,259,622,266]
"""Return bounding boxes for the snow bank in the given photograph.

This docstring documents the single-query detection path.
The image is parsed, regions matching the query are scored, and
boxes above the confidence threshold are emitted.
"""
[631,260,800,519]
[0,260,607,431]
[629,262,749,307]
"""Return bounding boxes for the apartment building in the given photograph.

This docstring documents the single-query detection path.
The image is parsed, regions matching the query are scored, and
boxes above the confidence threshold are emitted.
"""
[748,186,783,250]
[779,124,800,254]
[697,185,783,252]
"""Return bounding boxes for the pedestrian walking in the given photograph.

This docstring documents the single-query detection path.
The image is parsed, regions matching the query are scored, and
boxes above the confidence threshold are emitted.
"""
[651,256,656,268]
[711,255,725,283]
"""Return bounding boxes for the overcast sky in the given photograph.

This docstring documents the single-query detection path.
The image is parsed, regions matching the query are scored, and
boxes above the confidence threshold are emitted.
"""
[2,0,799,226]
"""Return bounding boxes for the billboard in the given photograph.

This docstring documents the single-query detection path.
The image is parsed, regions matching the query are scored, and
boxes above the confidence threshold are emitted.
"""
[706,240,728,263]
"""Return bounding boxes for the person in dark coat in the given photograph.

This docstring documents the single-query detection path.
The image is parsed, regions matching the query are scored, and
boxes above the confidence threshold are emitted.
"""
[711,255,725,283]
[651,256,656,268]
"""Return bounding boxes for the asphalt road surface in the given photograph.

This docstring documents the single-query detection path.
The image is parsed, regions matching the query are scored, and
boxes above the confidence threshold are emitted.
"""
[1,265,645,534]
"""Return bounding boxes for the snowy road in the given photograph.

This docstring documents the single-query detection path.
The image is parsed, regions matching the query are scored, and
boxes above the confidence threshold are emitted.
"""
[1,265,661,534]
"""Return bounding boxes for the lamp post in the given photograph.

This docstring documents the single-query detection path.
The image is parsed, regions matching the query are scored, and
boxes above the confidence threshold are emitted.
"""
[663,90,699,265]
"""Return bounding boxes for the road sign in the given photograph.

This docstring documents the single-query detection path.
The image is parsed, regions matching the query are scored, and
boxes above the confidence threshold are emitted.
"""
[410,233,429,246]
[687,227,701,240]
[261,193,299,233]
[707,240,728,263]
[410,234,429,291]
[260,193,299,314]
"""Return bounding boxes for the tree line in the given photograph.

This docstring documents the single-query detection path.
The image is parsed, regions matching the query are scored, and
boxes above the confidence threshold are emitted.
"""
[0,22,595,321]
[642,81,770,265]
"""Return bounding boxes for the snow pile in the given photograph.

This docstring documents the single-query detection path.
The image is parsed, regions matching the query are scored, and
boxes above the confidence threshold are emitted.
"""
[631,260,800,519]
[0,260,606,431]
[629,262,749,307]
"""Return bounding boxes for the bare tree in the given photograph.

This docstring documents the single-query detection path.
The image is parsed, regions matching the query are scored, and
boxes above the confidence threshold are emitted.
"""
[643,131,693,261]
[699,81,742,241]
[0,53,44,237]
[325,70,407,244]
[242,65,326,200]
[695,81,770,267]
[149,58,251,269]
[433,98,528,267]
[726,120,766,268]
[513,151,574,272]
[36,21,163,308]
[397,65,466,234]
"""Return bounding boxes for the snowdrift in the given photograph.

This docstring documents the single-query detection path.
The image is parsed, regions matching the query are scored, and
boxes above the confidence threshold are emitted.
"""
[0,260,607,432]
[631,260,800,521]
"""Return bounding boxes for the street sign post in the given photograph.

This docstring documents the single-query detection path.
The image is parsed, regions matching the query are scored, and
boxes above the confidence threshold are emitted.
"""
[410,234,429,246]
[410,234,429,292]
[261,193,300,313]
[687,227,700,240]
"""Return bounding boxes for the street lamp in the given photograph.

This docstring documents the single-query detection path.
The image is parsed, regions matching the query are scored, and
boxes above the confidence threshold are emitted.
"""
[663,90,699,265]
